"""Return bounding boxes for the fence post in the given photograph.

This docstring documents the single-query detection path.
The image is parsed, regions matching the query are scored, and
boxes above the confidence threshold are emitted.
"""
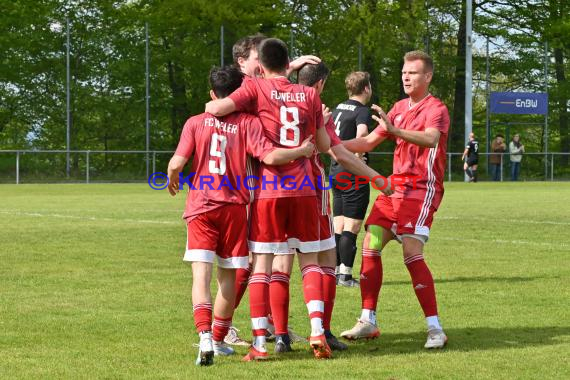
[152,151,156,175]
[86,151,90,184]
[550,154,554,181]
[448,153,451,182]
[16,151,20,185]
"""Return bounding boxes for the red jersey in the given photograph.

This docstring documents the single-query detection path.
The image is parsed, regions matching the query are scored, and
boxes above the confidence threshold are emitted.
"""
[229,76,323,199]
[373,95,449,207]
[175,112,275,221]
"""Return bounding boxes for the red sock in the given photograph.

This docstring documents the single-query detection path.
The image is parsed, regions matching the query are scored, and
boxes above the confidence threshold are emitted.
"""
[269,271,290,335]
[405,254,438,317]
[321,266,336,331]
[234,264,252,309]
[249,273,270,337]
[301,264,324,335]
[361,248,383,311]
[212,315,232,342]
[193,303,212,333]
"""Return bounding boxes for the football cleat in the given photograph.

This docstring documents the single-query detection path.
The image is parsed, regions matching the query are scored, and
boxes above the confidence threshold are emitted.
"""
[242,346,269,361]
[337,276,360,287]
[424,328,448,349]
[324,330,348,351]
[274,334,293,354]
[340,319,380,340]
[195,332,214,366]
[213,341,235,356]
[224,326,249,346]
[309,334,332,359]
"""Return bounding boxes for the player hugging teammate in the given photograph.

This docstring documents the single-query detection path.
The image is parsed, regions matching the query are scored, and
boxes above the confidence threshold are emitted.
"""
[168,34,448,366]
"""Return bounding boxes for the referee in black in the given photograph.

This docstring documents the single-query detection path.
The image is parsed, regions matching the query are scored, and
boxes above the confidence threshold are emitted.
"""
[462,132,479,182]
[330,71,373,287]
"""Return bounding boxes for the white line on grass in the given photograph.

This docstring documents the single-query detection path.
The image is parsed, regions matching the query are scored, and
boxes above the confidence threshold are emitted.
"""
[439,215,570,226]
[0,210,181,225]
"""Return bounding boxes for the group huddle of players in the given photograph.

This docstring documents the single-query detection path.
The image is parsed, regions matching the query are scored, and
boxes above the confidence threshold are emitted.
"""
[167,34,450,366]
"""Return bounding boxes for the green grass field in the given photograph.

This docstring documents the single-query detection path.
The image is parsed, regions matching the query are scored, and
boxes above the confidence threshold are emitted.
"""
[1,183,569,379]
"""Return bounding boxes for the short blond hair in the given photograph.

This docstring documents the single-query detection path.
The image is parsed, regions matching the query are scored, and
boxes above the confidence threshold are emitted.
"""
[345,71,370,97]
[404,50,434,73]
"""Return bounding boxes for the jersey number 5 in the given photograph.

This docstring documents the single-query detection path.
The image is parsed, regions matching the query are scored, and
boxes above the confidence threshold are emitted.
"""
[279,106,300,147]
[209,133,227,175]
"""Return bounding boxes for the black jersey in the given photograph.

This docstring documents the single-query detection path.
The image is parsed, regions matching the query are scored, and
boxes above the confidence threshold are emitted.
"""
[466,139,479,159]
[329,99,371,179]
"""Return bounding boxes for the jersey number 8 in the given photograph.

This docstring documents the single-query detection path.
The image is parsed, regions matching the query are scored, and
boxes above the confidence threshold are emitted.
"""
[279,106,300,147]
[209,133,227,175]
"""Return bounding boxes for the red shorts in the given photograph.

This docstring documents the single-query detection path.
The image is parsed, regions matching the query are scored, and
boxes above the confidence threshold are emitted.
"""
[184,204,248,269]
[318,214,335,251]
[248,197,320,254]
[365,194,440,241]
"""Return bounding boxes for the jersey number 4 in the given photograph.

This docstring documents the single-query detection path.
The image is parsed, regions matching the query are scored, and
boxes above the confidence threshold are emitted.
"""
[209,133,227,175]
[279,106,300,147]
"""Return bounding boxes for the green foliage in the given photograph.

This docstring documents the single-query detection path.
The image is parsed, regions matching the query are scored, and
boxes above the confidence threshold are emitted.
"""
[0,0,568,157]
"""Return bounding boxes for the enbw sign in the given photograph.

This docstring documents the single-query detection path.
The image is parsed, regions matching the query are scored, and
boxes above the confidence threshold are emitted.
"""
[490,92,548,115]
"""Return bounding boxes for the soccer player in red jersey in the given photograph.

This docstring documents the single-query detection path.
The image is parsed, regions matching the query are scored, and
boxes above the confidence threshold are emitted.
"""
[293,62,394,352]
[167,66,314,366]
[340,51,449,349]
[206,38,332,360]
[228,35,318,346]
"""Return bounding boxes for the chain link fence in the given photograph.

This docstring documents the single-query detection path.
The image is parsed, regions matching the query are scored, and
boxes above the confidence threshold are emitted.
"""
[0,150,569,184]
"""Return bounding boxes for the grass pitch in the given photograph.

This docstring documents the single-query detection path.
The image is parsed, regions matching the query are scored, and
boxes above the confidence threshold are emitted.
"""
[1,182,569,379]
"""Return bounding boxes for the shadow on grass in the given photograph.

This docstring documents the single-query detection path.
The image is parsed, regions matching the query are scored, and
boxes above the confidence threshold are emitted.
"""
[328,326,570,358]
[381,275,546,287]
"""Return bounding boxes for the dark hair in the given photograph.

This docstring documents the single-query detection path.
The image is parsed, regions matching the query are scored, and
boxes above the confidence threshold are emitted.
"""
[232,34,266,65]
[258,38,289,72]
[209,66,244,98]
[495,134,504,139]
[297,62,330,87]
[345,71,370,97]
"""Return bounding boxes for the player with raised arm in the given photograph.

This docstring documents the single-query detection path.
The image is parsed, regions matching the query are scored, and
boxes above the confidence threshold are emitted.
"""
[167,66,314,366]
[229,35,309,347]
[340,51,449,349]
[330,72,374,287]
[206,38,332,361]
[296,62,393,351]
[462,132,479,182]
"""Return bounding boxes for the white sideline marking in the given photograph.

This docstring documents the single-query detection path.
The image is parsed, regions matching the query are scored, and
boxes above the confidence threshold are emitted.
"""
[0,210,180,225]
[439,215,570,226]
[439,236,570,249]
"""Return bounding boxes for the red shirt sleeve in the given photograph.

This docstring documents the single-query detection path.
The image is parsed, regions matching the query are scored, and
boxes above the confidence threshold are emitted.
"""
[229,77,257,114]
[245,116,275,161]
[174,118,196,158]
[325,118,341,147]
[314,90,324,132]
[426,102,450,134]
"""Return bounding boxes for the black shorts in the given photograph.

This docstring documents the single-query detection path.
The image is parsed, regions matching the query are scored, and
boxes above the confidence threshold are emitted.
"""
[331,178,370,220]
[467,157,478,166]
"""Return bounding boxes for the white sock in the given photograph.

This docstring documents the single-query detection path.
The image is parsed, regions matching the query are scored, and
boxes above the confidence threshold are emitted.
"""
[426,315,442,330]
[253,335,267,352]
[360,309,377,325]
[335,266,340,274]
[339,263,352,275]
[310,317,324,337]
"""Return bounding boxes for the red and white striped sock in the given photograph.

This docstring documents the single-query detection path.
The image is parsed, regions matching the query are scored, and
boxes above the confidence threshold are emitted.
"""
[405,254,438,318]
[269,271,290,336]
[301,264,324,337]
[249,273,270,351]
[193,302,212,333]
[212,315,232,342]
[321,266,336,331]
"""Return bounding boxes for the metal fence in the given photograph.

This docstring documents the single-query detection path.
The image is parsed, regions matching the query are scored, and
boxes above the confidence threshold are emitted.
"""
[0,150,569,184]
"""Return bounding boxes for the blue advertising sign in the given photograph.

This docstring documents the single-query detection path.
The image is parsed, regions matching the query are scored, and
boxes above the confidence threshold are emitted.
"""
[490,92,548,115]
